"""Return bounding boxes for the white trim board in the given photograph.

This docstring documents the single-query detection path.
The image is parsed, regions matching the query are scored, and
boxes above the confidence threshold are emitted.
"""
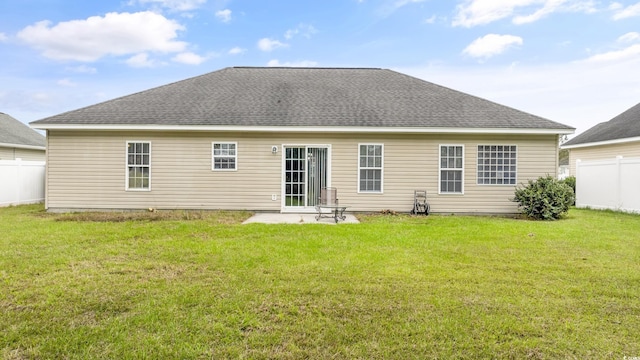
[32,123,574,135]
[561,136,640,150]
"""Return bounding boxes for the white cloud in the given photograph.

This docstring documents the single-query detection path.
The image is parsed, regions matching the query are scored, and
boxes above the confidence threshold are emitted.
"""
[228,47,246,55]
[284,24,318,40]
[609,2,623,10]
[579,33,640,63]
[582,44,640,63]
[172,51,206,65]
[618,32,640,43]
[130,0,206,11]
[463,34,523,59]
[215,9,232,23]
[65,65,97,74]
[423,15,437,24]
[454,0,530,27]
[17,12,187,62]
[267,59,318,67]
[0,33,7,42]
[376,0,427,17]
[257,38,288,52]
[394,0,427,7]
[397,53,640,138]
[0,89,55,114]
[559,1,597,13]
[513,0,565,24]
[57,78,77,87]
[126,53,158,67]
[453,0,597,27]
[612,2,640,19]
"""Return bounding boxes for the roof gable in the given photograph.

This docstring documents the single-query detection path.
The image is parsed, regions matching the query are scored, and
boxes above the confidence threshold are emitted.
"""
[31,67,573,133]
[0,113,46,148]
[563,101,640,147]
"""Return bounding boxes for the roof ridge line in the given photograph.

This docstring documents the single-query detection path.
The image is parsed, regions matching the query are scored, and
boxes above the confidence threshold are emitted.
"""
[232,66,383,70]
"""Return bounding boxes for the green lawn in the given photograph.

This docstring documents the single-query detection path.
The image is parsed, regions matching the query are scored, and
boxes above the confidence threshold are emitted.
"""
[1,205,639,359]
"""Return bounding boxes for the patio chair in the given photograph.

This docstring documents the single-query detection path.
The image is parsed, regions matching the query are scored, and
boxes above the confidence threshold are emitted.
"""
[315,187,348,223]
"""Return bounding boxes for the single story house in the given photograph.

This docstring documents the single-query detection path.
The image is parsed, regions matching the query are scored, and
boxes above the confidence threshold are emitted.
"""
[561,101,640,212]
[31,67,574,214]
[562,101,640,175]
[0,112,46,161]
[0,113,46,207]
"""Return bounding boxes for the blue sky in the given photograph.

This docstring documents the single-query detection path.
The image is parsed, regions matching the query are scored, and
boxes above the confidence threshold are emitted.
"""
[2,0,640,136]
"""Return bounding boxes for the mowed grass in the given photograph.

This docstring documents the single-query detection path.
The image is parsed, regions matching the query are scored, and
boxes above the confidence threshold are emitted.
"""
[1,205,639,359]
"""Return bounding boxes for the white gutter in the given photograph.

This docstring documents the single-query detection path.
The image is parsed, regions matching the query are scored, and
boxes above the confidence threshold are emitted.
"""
[561,136,640,149]
[32,123,575,135]
[0,142,46,151]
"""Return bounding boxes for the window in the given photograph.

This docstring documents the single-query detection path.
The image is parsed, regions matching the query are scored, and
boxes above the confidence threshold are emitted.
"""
[477,145,517,185]
[126,141,150,190]
[440,145,463,194]
[358,144,383,193]
[212,142,237,171]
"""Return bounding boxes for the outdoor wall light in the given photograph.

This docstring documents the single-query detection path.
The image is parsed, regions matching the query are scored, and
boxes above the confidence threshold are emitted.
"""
[271,146,278,154]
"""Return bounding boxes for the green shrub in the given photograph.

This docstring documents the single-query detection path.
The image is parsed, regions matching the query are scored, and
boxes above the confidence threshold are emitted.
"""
[561,176,575,193]
[562,176,576,205]
[513,176,575,220]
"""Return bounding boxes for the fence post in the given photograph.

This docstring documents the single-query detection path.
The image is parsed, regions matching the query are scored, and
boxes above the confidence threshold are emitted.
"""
[616,156,623,209]
[16,158,22,205]
[575,159,581,207]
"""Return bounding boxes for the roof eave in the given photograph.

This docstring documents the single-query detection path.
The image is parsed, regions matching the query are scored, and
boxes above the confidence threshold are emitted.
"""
[0,142,46,151]
[561,136,640,149]
[31,124,575,135]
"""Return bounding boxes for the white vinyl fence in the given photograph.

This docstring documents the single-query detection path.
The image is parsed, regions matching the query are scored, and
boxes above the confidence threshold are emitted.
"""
[0,159,46,207]
[576,156,640,213]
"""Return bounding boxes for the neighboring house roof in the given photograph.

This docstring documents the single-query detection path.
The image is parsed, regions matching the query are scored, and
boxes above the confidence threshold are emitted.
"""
[31,67,574,134]
[563,101,640,149]
[0,112,46,150]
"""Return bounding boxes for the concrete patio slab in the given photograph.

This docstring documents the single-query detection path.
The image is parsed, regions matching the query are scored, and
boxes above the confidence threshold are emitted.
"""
[242,213,359,224]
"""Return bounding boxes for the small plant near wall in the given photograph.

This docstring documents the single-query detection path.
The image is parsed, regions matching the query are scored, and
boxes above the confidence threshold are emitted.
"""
[513,175,575,220]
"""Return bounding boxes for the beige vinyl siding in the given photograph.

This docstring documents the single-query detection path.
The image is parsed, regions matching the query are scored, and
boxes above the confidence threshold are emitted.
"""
[47,131,283,211]
[342,134,556,214]
[0,147,13,160]
[569,141,640,176]
[46,131,558,214]
[0,146,45,161]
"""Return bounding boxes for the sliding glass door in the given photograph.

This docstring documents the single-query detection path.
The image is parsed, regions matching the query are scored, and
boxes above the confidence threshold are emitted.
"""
[283,146,328,210]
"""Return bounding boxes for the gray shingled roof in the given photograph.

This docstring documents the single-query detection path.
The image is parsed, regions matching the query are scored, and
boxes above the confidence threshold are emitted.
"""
[0,113,46,148]
[32,67,573,131]
[563,101,640,146]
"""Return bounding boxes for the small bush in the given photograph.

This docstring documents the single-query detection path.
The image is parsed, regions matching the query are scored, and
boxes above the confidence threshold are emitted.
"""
[513,176,575,220]
[561,176,576,193]
[562,176,576,205]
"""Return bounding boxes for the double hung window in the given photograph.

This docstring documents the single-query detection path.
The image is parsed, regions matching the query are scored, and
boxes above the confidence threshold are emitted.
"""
[212,142,237,170]
[440,145,463,194]
[358,144,383,193]
[126,141,150,190]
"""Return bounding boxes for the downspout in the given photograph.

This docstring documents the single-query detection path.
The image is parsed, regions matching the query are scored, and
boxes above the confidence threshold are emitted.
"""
[555,134,560,178]
[45,130,49,210]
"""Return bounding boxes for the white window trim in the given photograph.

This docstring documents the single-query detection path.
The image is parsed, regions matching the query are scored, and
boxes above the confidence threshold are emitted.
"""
[212,141,238,171]
[476,144,518,186]
[357,143,384,194]
[438,144,464,195]
[125,141,151,192]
